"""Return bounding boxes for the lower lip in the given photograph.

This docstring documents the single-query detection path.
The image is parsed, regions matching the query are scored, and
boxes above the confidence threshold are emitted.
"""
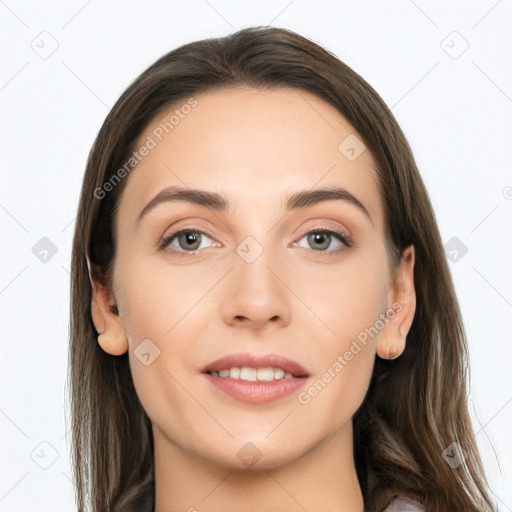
[202,373,307,403]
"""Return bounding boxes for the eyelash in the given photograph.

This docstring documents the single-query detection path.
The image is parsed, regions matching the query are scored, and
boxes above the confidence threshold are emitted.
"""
[158,226,353,256]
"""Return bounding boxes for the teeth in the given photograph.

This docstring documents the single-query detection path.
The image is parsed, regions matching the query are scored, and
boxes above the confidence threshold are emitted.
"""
[209,367,296,381]
[240,367,257,381]
[274,368,285,379]
[257,368,273,381]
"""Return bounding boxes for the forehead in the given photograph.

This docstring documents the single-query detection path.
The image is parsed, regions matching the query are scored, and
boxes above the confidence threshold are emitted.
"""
[119,87,383,229]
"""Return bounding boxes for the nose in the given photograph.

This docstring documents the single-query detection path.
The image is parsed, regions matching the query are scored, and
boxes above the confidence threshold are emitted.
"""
[219,248,292,330]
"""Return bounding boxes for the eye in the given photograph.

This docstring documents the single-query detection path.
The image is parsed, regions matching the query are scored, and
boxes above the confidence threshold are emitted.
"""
[158,229,218,253]
[158,227,352,255]
[293,229,352,252]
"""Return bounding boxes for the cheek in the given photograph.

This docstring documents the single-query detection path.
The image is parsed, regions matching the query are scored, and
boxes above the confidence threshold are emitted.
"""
[291,249,389,341]
[115,253,215,345]
[292,251,386,419]
[298,348,375,439]
[295,268,381,430]
[114,255,217,421]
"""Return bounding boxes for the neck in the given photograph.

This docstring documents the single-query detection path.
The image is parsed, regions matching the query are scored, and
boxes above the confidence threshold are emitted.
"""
[153,420,364,512]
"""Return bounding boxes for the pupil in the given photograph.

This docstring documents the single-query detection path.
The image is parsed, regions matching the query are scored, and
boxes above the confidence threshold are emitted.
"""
[309,232,329,250]
[180,231,200,250]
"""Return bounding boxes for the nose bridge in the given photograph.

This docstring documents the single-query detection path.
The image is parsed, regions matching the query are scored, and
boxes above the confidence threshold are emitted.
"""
[219,233,292,328]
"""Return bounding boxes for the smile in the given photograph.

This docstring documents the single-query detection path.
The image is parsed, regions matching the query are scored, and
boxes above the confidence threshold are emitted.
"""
[201,353,309,403]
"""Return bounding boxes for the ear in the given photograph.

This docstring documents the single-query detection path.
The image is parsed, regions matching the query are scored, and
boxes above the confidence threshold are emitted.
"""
[376,244,416,359]
[86,256,129,356]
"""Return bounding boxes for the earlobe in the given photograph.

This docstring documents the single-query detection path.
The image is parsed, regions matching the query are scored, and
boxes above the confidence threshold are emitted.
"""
[86,256,129,356]
[97,331,129,356]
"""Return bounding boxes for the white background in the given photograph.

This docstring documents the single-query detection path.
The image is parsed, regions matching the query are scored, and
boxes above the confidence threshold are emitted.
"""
[1,1,511,510]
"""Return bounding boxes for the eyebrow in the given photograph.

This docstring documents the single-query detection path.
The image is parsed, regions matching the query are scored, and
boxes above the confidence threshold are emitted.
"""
[136,185,372,224]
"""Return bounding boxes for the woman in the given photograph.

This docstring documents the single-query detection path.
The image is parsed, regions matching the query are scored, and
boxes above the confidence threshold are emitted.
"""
[69,26,496,511]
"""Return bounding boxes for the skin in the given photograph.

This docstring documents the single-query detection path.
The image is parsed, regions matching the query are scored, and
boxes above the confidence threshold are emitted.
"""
[89,87,416,512]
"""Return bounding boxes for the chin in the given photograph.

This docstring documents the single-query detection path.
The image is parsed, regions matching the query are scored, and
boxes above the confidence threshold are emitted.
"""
[195,435,311,472]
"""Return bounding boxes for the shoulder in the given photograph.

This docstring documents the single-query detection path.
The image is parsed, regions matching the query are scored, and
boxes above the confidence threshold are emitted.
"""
[382,495,426,512]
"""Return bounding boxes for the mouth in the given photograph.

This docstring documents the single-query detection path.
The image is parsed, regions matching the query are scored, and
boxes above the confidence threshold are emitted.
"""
[201,353,309,403]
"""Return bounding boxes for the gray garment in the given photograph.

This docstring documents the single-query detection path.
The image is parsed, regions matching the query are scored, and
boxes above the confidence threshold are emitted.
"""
[383,496,426,511]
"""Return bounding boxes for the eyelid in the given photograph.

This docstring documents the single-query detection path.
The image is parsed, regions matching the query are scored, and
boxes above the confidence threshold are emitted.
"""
[161,223,217,240]
[294,221,350,240]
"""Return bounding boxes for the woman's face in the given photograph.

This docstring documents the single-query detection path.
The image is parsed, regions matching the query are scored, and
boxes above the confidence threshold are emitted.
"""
[108,87,405,469]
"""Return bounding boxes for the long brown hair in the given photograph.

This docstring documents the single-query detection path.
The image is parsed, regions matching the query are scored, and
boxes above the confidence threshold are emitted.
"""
[69,26,496,511]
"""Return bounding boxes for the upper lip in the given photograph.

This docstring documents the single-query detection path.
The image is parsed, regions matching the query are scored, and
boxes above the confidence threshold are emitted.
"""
[202,353,309,377]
